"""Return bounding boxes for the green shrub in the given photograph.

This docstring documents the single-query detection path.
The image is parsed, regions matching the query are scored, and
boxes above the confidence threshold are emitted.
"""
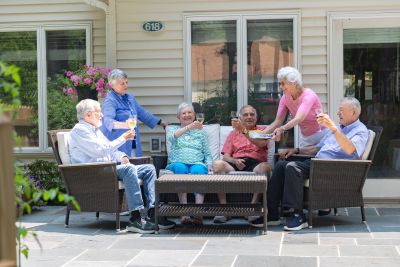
[24,160,65,193]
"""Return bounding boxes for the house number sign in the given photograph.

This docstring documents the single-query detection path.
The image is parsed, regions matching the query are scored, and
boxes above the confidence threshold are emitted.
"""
[142,21,163,32]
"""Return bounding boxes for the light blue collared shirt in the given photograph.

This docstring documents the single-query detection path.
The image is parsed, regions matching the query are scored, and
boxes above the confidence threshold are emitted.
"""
[316,119,369,160]
[69,120,127,164]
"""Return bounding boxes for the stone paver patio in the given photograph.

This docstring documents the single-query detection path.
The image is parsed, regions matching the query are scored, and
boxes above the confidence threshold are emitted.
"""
[20,205,400,267]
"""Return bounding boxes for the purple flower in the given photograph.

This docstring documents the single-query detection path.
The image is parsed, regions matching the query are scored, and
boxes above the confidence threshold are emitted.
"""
[66,71,73,77]
[67,88,74,94]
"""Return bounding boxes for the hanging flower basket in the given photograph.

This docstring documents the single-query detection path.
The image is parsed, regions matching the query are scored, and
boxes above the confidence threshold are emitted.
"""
[63,65,112,101]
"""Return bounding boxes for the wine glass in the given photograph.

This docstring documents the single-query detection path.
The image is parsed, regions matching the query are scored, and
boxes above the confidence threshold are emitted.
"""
[196,113,205,124]
[315,107,323,131]
[126,115,137,130]
[230,110,238,119]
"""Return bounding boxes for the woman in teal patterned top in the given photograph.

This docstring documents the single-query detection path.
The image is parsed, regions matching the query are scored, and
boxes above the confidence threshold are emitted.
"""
[166,102,213,225]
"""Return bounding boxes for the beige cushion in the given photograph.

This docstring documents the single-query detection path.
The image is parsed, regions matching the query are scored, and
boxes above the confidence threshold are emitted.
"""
[361,129,376,160]
[219,126,234,160]
[203,124,220,161]
[57,132,71,164]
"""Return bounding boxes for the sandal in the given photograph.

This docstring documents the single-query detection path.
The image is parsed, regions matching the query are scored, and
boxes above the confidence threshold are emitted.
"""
[191,216,203,225]
[180,216,192,225]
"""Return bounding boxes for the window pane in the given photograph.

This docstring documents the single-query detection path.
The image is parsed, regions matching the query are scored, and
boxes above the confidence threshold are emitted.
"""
[247,19,294,147]
[0,31,39,147]
[191,21,237,125]
[46,30,86,141]
[343,28,400,178]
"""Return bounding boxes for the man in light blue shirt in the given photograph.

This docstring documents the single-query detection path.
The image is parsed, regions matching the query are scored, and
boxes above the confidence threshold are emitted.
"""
[69,99,175,233]
[260,97,369,231]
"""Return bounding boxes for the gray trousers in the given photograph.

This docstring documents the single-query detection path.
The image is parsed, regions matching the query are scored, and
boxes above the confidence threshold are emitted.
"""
[267,159,311,216]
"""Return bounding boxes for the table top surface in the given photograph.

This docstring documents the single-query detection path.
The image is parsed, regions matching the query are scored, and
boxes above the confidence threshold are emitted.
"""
[157,174,267,183]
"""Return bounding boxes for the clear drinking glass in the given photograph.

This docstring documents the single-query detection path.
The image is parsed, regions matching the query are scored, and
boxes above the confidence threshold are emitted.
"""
[196,113,205,124]
[315,107,323,131]
[230,110,238,119]
[126,115,137,130]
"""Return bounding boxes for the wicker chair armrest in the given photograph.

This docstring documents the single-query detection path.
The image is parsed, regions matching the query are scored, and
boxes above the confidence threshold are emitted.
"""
[309,158,372,191]
[129,156,151,165]
[58,162,116,170]
[310,158,371,165]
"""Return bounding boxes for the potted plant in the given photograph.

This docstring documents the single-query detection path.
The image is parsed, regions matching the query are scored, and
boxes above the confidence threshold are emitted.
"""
[63,65,112,101]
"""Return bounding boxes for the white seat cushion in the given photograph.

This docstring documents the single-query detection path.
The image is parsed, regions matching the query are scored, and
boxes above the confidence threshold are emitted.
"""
[361,129,376,160]
[203,124,220,161]
[57,132,71,164]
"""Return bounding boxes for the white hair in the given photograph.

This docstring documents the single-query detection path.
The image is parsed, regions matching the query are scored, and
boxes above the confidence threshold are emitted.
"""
[277,66,303,88]
[76,99,100,120]
[239,105,257,117]
[177,102,194,117]
[341,97,361,117]
[108,69,128,86]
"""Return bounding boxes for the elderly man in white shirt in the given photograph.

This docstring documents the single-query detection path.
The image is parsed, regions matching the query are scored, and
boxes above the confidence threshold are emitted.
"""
[69,99,175,233]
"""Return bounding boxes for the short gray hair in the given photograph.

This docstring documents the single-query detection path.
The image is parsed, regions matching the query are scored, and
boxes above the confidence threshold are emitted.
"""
[76,99,100,120]
[108,69,128,86]
[341,97,361,117]
[239,105,257,117]
[177,102,194,117]
[277,66,303,88]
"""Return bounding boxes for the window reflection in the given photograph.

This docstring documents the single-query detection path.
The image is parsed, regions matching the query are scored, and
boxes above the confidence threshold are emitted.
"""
[344,28,400,177]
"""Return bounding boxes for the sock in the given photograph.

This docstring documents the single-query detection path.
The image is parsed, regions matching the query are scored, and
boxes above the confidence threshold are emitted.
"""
[130,210,141,222]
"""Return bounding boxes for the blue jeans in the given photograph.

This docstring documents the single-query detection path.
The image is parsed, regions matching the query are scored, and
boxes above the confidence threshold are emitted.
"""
[116,163,156,211]
[166,162,208,174]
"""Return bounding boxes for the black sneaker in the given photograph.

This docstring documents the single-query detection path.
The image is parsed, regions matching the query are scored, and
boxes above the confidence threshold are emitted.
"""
[250,216,281,228]
[146,208,176,230]
[284,213,308,231]
[127,218,155,234]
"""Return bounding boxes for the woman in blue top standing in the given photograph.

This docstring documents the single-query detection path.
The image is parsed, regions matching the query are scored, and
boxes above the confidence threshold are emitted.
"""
[166,102,213,225]
[101,69,167,157]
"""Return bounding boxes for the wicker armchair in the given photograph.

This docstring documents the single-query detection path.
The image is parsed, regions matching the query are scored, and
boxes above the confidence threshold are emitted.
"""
[304,125,383,227]
[48,129,150,230]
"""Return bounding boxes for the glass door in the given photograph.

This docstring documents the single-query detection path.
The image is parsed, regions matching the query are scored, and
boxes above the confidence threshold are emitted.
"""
[330,15,400,186]
[343,27,400,178]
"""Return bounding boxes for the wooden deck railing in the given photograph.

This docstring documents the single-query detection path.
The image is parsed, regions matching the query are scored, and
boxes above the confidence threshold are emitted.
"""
[0,115,16,266]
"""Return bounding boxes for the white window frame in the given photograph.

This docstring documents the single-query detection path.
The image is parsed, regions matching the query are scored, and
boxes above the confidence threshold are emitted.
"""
[328,10,400,122]
[184,12,300,144]
[0,22,91,153]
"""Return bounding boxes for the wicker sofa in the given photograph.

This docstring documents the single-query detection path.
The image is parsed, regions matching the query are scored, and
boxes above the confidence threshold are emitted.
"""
[155,124,275,203]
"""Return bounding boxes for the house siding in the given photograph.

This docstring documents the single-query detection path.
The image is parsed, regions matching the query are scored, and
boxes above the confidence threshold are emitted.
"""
[2,0,400,155]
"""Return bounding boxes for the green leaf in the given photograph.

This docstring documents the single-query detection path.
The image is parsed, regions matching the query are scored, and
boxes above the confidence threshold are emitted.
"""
[21,248,29,258]
[42,190,50,201]
[19,227,28,238]
[48,189,57,200]
[57,194,65,202]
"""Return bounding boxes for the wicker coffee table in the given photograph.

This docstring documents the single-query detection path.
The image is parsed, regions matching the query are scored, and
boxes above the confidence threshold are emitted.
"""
[155,174,268,234]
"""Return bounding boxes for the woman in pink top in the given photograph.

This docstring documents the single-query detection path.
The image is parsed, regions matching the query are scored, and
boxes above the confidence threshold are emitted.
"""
[263,66,328,148]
